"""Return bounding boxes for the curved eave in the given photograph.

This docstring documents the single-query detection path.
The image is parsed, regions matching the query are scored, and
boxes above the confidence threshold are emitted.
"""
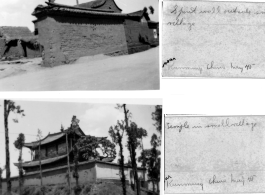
[24,132,65,149]
[112,0,123,12]
[14,154,68,168]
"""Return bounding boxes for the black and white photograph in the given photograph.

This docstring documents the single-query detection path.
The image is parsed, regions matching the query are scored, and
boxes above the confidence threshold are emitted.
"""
[0,0,159,90]
[0,99,162,195]
[3,0,265,195]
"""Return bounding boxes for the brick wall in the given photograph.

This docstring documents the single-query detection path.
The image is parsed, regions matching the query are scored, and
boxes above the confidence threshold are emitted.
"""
[37,15,128,67]
[124,19,156,54]
[1,161,97,192]
[36,17,65,67]
[0,38,5,57]
[25,43,42,58]
[1,161,147,192]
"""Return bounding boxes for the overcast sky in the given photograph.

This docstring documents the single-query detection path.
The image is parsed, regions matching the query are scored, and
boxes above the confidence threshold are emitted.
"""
[0,0,159,32]
[0,99,161,177]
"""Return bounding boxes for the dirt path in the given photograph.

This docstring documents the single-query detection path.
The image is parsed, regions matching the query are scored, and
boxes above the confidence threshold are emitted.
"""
[0,47,159,91]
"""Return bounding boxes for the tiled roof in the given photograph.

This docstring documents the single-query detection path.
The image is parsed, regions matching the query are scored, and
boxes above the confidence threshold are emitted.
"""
[24,127,86,148]
[32,2,141,19]
[14,154,67,168]
[24,132,66,148]
[127,10,144,17]
[24,127,106,148]
[32,2,115,16]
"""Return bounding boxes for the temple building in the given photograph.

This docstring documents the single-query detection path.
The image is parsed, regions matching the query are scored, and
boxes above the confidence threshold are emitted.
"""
[15,125,108,174]
[32,0,159,67]
[1,117,147,191]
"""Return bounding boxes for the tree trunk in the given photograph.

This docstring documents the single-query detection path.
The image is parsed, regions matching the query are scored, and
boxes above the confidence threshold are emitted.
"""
[128,145,135,191]
[131,144,140,195]
[73,145,81,195]
[66,133,71,195]
[152,180,155,194]
[19,148,23,195]
[123,105,129,129]
[121,104,130,195]
[4,100,11,195]
[38,141,43,195]
[0,172,2,195]
[128,139,140,195]
[156,180,159,194]
[74,161,79,187]
[118,136,126,195]
[72,134,80,191]
[122,104,140,194]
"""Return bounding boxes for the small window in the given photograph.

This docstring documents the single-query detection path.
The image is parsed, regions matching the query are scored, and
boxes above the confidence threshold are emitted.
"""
[34,29,38,36]
[35,148,46,160]
[47,145,57,158]
[153,29,158,39]
[58,142,67,155]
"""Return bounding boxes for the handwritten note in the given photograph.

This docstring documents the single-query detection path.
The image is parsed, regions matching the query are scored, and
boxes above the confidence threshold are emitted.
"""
[165,115,265,193]
[162,1,265,78]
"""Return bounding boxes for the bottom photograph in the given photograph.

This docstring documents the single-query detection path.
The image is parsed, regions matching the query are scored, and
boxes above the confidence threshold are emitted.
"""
[0,99,162,195]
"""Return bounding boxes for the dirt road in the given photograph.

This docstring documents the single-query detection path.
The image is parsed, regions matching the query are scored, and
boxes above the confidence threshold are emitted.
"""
[0,47,159,91]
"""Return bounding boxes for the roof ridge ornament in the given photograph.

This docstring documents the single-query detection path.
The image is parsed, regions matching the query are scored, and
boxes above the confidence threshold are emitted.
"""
[71,115,80,128]
[43,1,114,13]
[60,124,64,132]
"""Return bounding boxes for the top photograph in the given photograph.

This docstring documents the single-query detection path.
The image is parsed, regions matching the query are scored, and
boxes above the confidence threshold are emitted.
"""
[0,0,159,91]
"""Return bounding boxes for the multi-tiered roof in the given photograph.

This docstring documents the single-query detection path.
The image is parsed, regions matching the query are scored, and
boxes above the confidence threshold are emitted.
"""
[14,125,108,173]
